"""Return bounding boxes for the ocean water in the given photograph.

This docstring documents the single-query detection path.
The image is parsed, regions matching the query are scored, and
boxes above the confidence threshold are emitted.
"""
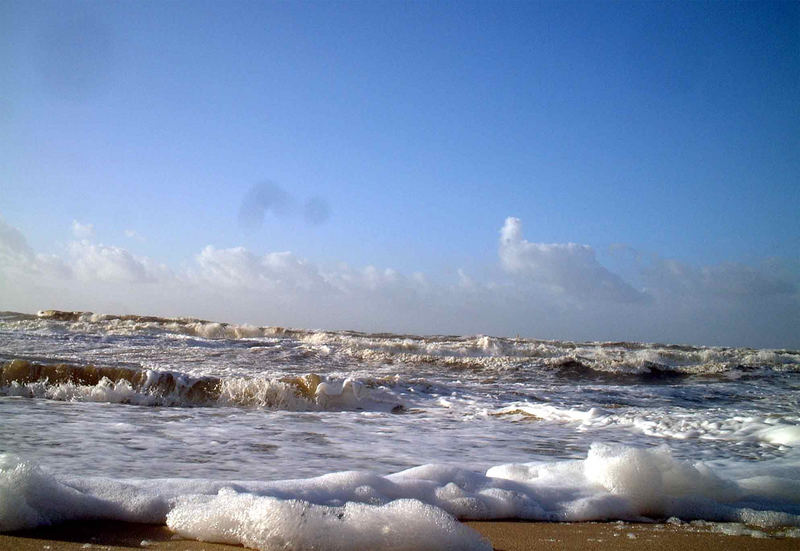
[1,310,799,548]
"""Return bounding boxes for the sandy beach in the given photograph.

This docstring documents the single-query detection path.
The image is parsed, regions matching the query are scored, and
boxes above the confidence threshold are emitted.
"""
[2,520,798,551]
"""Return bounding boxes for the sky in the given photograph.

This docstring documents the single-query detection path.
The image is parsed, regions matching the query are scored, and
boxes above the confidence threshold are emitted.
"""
[1,0,798,348]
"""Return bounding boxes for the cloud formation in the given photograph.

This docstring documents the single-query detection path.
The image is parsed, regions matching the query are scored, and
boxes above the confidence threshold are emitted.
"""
[0,218,71,280]
[644,258,797,300]
[499,217,647,303]
[68,240,167,283]
[71,220,95,240]
[0,215,797,348]
[192,246,323,290]
[0,218,34,260]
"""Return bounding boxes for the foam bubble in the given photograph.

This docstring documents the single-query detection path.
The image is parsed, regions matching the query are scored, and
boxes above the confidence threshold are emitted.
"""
[3,444,800,535]
[490,403,800,447]
[0,454,166,531]
[581,444,740,516]
[167,490,491,551]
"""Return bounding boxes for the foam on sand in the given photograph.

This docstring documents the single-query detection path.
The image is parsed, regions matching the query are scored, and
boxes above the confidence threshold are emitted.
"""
[3,443,800,543]
[0,454,167,531]
[167,490,492,551]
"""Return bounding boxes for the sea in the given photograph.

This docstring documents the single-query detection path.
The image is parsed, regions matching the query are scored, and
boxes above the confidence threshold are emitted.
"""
[1,310,799,549]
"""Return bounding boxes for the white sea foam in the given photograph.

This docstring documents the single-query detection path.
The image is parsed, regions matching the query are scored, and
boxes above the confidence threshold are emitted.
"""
[2,444,799,538]
[3,310,800,547]
[490,403,800,447]
[0,454,166,531]
[167,491,491,551]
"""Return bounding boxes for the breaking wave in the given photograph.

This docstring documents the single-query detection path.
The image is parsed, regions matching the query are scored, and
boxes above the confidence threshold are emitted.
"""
[3,310,795,377]
[0,359,404,412]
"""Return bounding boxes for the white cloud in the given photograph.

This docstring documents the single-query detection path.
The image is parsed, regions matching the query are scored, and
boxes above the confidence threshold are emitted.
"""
[192,246,324,290]
[499,217,647,303]
[0,216,797,347]
[32,253,73,280]
[68,240,167,283]
[0,217,71,279]
[456,269,474,289]
[71,220,95,240]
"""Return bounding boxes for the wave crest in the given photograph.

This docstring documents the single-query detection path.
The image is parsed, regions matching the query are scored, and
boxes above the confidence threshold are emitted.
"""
[0,360,403,412]
[0,310,795,377]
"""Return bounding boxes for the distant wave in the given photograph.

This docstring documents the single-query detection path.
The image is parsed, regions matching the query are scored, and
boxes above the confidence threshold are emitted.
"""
[1,310,795,377]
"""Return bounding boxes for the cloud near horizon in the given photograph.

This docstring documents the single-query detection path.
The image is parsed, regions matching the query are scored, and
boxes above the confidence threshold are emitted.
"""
[499,217,648,304]
[0,216,797,348]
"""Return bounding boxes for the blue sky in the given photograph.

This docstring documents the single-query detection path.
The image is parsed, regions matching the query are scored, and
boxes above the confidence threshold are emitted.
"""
[1,1,799,347]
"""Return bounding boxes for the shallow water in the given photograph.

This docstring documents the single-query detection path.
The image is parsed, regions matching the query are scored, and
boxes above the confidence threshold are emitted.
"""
[1,310,799,545]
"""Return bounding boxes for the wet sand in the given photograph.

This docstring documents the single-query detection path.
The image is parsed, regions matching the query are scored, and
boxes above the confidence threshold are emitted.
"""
[464,521,799,551]
[1,520,798,551]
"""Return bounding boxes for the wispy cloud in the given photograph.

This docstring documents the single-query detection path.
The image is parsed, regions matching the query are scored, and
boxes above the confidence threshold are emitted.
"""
[643,258,797,300]
[71,220,95,240]
[124,229,145,242]
[0,218,34,260]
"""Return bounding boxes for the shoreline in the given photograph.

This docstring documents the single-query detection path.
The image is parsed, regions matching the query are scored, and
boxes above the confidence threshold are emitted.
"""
[2,520,798,551]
